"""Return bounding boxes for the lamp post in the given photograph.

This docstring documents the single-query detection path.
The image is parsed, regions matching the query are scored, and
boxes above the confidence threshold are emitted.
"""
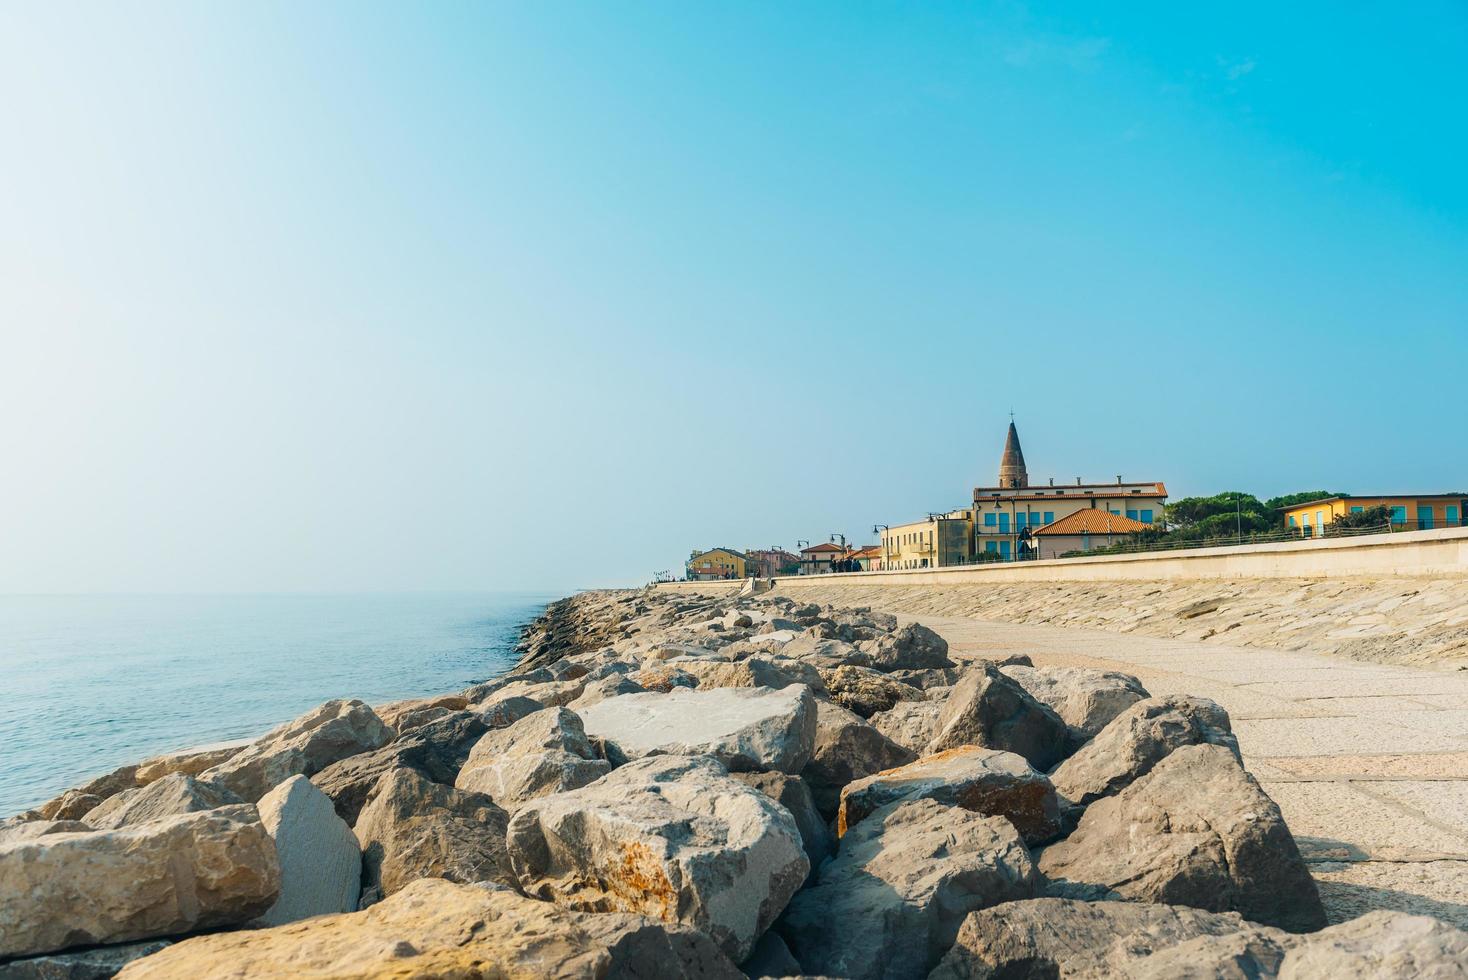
[873,525,889,571]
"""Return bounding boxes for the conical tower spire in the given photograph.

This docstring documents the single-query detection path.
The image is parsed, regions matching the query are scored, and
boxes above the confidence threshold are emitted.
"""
[998,420,1028,489]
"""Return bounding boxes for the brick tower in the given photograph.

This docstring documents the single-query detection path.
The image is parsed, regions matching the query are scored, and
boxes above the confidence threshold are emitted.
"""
[998,421,1028,489]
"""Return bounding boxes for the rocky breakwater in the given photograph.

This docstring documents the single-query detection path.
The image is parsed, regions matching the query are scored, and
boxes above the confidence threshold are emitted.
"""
[2,588,1466,978]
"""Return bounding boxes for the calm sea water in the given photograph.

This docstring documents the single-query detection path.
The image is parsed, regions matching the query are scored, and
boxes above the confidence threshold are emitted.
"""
[0,592,554,818]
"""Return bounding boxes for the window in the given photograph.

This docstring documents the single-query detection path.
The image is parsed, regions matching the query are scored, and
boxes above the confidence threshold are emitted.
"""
[998,514,1010,532]
[1391,506,1407,524]
[1043,511,1054,524]
[999,540,1011,558]
[1288,515,1297,527]
[1349,506,1363,514]
[1139,509,1153,523]
[1418,506,1434,530]
[1016,514,1026,529]
[1448,506,1460,526]
[983,513,996,528]
[1125,509,1138,520]
[985,541,997,554]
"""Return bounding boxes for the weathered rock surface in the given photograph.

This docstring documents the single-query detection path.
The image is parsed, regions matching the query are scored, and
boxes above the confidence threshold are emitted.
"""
[353,767,514,900]
[859,622,953,670]
[741,931,803,979]
[838,747,1061,845]
[999,665,1149,743]
[820,665,924,718]
[507,755,809,961]
[677,656,825,694]
[778,799,1037,980]
[0,805,279,959]
[254,775,360,927]
[567,673,647,709]
[113,878,742,980]
[375,694,469,733]
[731,771,833,879]
[1048,695,1239,810]
[578,685,818,774]
[929,898,1468,979]
[81,773,242,831]
[201,699,392,802]
[927,665,1071,770]
[0,939,171,980]
[310,708,492,824]
[454,707,611,810]
[33,766,140,821]
[0,820,91,845]
[133,745,243,787]
[1039,743,1326,932]
[802,701,916,818]
[871,700,943,755]
[476,691,546,727]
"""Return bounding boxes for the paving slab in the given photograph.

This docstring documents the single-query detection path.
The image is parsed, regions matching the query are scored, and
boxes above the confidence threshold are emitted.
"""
[1266,751,1468,781]
[1232,716,1467,758]
[1310,860,1468,930]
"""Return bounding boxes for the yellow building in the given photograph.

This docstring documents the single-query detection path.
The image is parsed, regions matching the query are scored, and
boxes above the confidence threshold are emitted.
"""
[1282,495,1467,537]
[686,548,749,580]
[880,512,973,569]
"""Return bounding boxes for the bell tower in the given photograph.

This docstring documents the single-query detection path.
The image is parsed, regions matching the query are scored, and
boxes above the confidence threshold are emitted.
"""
[997,419,1028,489]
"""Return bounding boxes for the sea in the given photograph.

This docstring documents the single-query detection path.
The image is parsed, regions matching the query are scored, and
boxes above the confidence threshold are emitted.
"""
[0,592,555,818]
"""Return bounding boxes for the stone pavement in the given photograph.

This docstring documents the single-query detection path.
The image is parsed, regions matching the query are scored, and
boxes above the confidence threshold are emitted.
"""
[894,612,1468,929]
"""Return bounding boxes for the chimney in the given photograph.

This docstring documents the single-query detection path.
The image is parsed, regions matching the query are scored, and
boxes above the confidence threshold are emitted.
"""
[1075,477,1082,486]
[1048,477,1054,486]
[1117,475,1123,485]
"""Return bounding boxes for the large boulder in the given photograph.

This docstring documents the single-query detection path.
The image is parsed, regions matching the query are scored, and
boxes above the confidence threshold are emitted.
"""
[507,755,809,961]
[675,656,825,694]
[731,771,833,880]
[253,776,360,927]
[999,665,1148,743]
[820,665,925,718]
[578,685,817,774]
[871,700,943,755]
[838,747,1061,845]
[927,665,1070,771]
[310,709,492,824]
[32,766,141,821]
[777,799,1038,980]
[1038,743,1326,932]
[453,707,611,811]
[0,939,171,980]
[929,899,1468,979]
[0,805,279,959]
[1049,695,1239,810]
[859,622,953,671]
[374,694,469,733]
[0,820,91,845]
[201,699,392,802]
[113,878,742,980]
[353,767,514,901]
[801,701,916,818]
[133,745,243,786]
[81,773,242,830]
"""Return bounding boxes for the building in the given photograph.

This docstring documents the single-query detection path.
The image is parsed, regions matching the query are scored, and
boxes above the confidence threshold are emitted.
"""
[797,542,848,575]
[743,548,802,577]
[1282,494,1468,537]
[877,420,1168,565]
[1032,509,1153,558]
[686,547,749,580]
[971,421,1167,561]
[847,544,883,570]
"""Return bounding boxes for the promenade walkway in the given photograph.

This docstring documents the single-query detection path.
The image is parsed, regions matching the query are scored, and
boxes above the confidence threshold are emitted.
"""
[896,612,1468,929]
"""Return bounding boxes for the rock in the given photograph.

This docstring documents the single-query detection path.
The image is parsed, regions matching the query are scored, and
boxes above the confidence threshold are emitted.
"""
[633,663,702,692]
[253,776,360,926]
[1038,743,1326,932]
[929,899,1468,979]
[927,665,1070,771]
[567,673,647,709]
[999,665,1149,743]
[820,665,925,718]
[113,878,742,980]
[133,745,243,786]
[354,767,514,900]
[859,623,953,670]
[488,676,588,708]
[678,657,826,694]
[871,700,943,755]
[310,709,492,824]
[838,747,1061,845]
[578,685,818,774]
[33,763,144,821]
[81,774,242,830]
[801,701,916,818]
[731,771,834,879]
[741,931,802,979]
[201,699,392,802]
[375,694,469,733]
[0,939,171,980]
[0,820,91,845]
[0,805,279,959]
[889,666,963,690]
[927,897,1267,979]
[507,755,809,962]
[1049,695,1239,810]
[476,692,546,727]
[454,707,611,810]
[777,799,1037,980]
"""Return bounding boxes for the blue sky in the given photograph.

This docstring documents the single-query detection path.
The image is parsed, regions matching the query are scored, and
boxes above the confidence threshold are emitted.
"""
[1,3,1464,592]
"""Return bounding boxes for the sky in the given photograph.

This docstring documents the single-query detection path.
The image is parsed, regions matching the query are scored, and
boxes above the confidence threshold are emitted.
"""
[1,2,1465,593]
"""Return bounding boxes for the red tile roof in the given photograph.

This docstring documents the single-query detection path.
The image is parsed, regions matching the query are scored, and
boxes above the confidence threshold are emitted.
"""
[1034,509,1153,536]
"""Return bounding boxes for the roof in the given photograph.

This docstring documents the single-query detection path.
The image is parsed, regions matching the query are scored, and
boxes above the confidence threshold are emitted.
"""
[1034,509,1153,536]
[800,543,847,554]
[974,481,1168,500]
[1279,493,1468,511]
[848,545,882,559]
[689,547,748,561]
